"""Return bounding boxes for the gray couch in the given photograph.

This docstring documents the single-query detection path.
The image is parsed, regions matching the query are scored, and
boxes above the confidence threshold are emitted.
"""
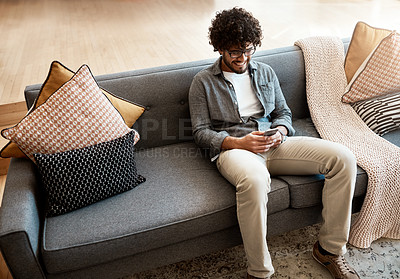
[2,39,399,279]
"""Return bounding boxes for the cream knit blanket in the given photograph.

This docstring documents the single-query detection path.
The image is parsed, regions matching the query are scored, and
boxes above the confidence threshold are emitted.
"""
[294,36,400,248]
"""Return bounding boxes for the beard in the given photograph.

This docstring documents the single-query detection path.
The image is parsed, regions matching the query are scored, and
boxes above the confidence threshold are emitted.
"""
[221,54,250,74]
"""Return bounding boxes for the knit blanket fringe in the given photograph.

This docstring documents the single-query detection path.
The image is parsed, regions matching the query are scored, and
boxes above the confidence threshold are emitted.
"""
[294,36,400,248]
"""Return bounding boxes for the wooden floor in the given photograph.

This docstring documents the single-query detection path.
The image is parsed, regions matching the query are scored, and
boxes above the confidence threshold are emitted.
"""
[0,0,400,278]
[1,0,400,106]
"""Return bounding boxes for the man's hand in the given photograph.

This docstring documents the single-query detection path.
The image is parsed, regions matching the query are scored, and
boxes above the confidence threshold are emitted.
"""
[221,130,282,153]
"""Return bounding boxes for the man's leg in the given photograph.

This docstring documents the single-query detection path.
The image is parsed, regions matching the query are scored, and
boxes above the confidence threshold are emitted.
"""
[266,136,357,255]
[217,149,274,279]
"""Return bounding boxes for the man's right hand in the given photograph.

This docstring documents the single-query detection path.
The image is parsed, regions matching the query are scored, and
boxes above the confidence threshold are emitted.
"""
[221,131,280,153]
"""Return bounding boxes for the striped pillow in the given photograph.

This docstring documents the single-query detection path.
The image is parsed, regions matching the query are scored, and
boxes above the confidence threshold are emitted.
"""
[342,32,400,103]
[352,92,400,136]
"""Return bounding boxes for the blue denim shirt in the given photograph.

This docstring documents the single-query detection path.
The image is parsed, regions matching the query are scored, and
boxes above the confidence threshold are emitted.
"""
[189,57,295,160]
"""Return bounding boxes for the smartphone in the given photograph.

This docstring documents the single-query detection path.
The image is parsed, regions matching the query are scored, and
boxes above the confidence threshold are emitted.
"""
[263,128,279,136]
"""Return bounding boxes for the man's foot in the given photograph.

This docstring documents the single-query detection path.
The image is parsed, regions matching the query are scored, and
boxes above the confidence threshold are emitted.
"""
[312,241,360,279]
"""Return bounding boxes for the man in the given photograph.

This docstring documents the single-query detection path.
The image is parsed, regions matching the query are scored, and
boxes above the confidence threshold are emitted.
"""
[188,7,360,279]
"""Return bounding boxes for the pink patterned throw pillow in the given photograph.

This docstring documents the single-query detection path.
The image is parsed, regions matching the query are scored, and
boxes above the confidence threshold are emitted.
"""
[2,65,133,161]
[342,32,400,103]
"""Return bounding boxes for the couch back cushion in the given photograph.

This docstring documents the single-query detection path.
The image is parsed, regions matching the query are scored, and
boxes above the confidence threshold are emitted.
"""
[24,41,349,150]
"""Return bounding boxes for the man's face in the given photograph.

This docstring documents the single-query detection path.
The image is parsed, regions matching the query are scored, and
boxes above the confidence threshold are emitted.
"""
[219,43,255,74]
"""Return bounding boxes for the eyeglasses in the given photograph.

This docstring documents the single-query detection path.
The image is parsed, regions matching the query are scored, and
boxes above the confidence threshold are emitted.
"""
[226,47,256,58]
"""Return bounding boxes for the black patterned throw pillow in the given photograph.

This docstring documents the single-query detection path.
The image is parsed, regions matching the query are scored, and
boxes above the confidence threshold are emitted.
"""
[351,92,400,136]
[34,130,146,217]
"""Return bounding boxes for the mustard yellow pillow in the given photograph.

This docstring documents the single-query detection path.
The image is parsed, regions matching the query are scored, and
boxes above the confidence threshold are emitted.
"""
[0,142,25,158]
[344,21,392,83]
[1,61,145,159]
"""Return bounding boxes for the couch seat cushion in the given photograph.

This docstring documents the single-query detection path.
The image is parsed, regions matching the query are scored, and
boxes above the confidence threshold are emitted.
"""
[42,141,289,274]
[278,166,367,209]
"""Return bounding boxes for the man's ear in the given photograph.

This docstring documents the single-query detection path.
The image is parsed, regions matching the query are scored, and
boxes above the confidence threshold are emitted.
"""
[218,49,224,55]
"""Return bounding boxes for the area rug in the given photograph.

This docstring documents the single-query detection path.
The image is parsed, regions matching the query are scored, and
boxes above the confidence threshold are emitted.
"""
[125,214,400,278]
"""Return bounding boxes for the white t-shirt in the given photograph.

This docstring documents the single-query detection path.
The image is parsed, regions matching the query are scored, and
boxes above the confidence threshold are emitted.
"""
[223,70,263,117]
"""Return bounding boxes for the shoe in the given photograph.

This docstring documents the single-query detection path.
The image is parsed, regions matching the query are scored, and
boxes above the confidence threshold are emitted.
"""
[312,241,360,279]
[247,273,268,279]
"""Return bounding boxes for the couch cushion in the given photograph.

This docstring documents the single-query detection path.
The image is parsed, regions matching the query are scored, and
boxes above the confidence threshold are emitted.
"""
[292,118,320,138]
[41,141,289,274]
[95,63,210,150]
[278,166,367,209]
[382,129,400,146]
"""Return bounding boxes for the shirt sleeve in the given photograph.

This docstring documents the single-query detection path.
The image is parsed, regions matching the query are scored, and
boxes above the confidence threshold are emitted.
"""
[188,74,229,159]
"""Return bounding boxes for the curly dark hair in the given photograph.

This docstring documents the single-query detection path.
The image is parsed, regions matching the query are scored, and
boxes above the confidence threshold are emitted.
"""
[208,7,263,51]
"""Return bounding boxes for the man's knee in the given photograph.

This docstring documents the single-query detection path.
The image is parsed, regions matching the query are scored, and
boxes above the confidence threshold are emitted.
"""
[236,167,271,198]
[333,144,357,171]
[324,142,357,180]
[218,149,271,192]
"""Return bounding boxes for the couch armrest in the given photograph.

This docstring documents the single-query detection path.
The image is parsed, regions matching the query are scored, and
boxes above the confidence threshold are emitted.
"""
[0,158,46,279]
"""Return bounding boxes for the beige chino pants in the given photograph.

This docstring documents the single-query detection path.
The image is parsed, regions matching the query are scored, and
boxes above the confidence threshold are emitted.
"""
[216,136,357,278]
